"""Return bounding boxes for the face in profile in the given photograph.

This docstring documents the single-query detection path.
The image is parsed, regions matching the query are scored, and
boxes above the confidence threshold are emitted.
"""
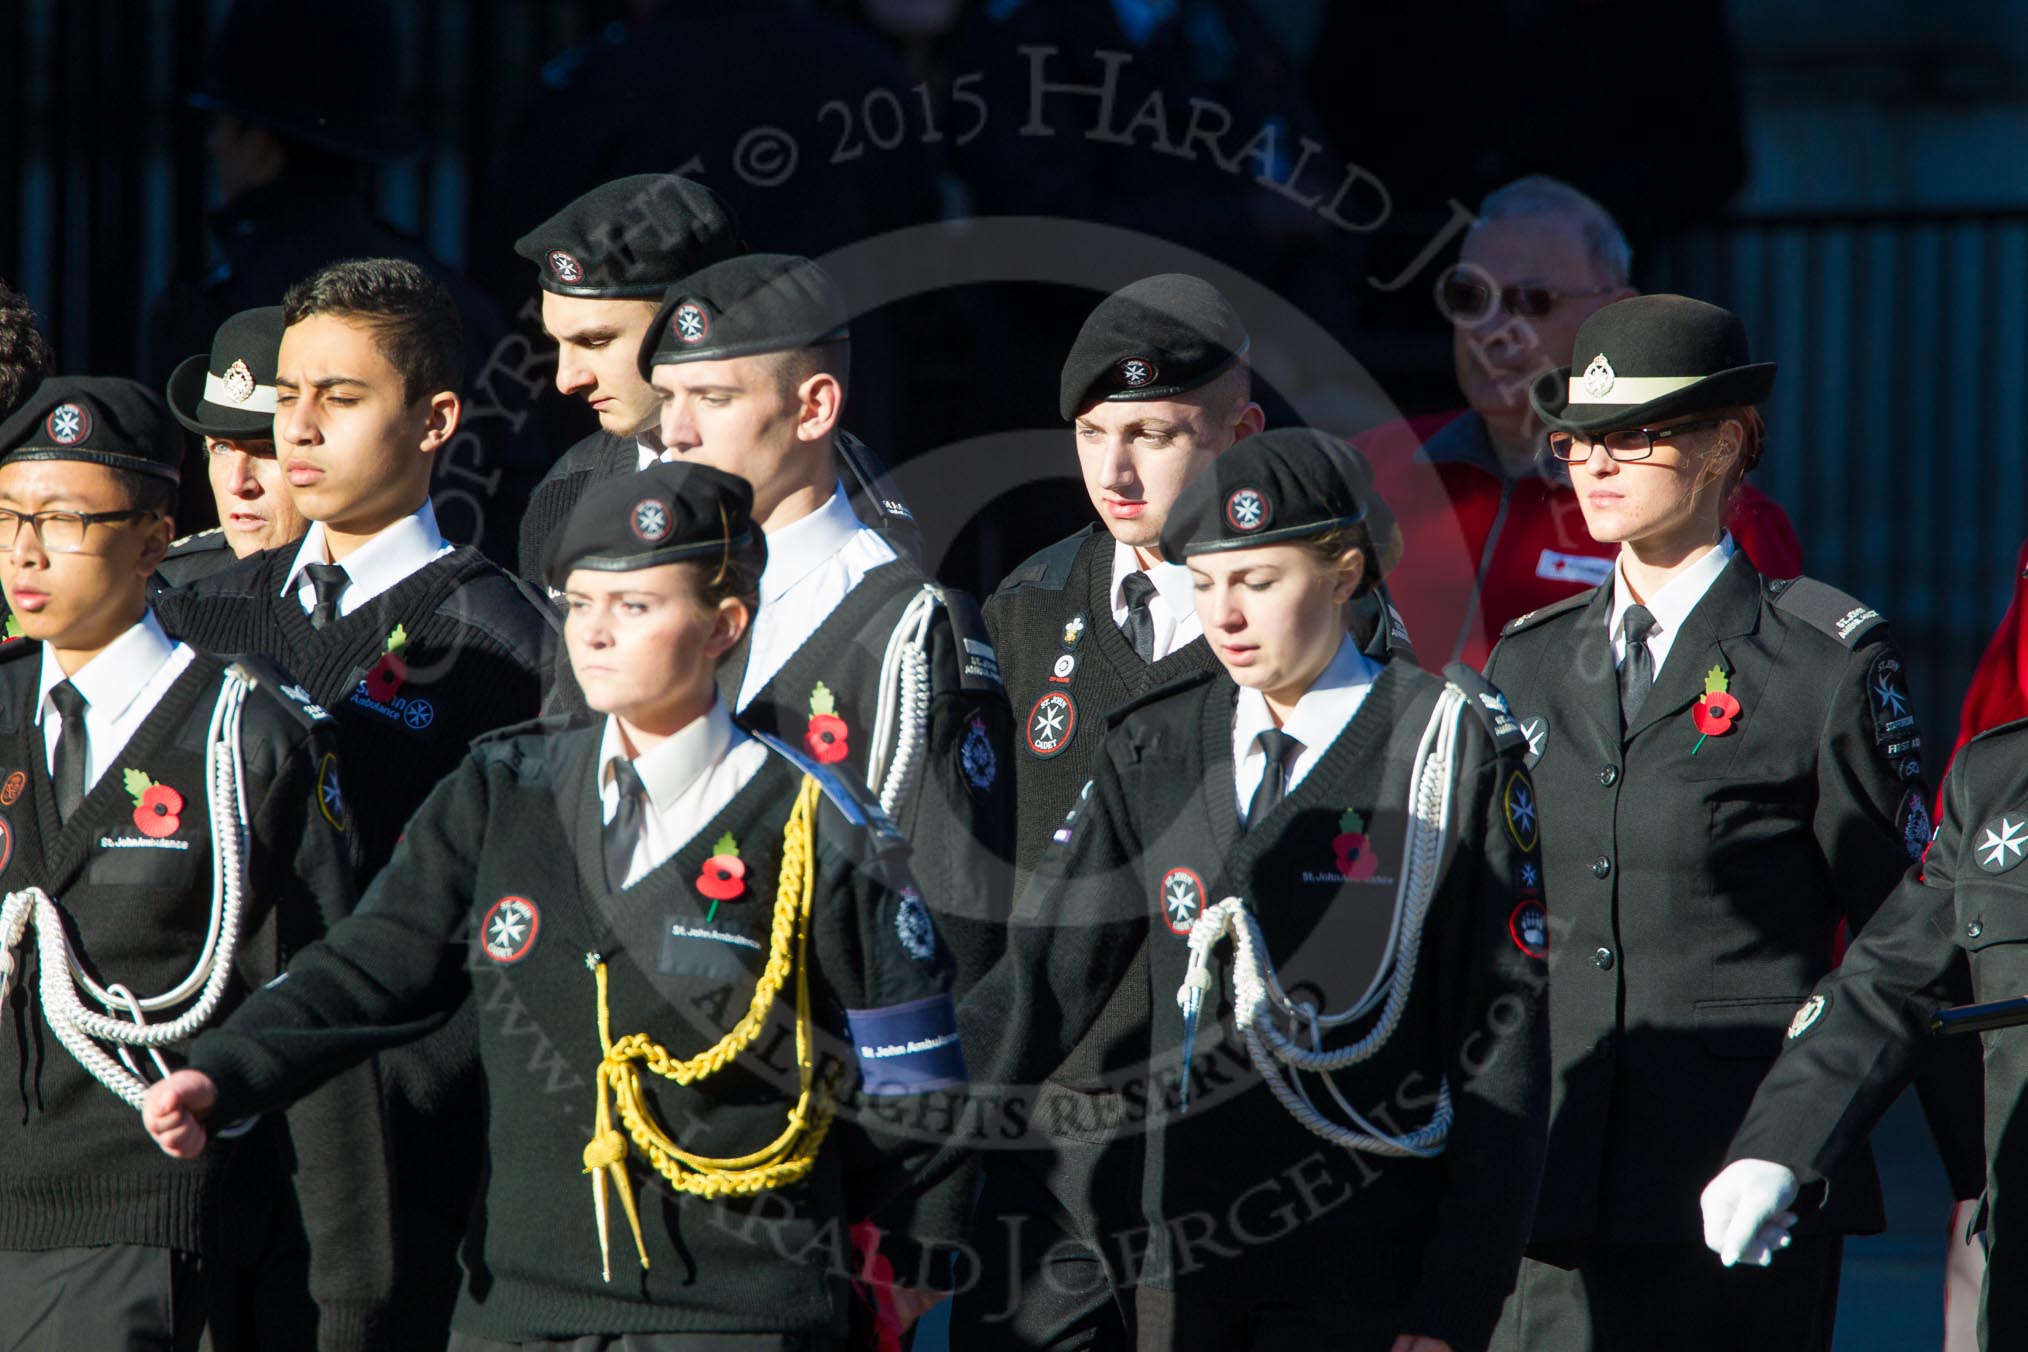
[1190,542,1361,707]
[0,460,171,652]
[206,436,307,557]
[541,293,663,438]
[564,561,746,729]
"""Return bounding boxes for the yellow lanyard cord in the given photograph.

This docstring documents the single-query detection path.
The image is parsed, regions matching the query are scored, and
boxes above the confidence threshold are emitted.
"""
[582,775,841,1280]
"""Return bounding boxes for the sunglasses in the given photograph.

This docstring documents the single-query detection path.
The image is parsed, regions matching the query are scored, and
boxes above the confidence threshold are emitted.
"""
[1439,265,1617,324]
[1546,419,1723,463]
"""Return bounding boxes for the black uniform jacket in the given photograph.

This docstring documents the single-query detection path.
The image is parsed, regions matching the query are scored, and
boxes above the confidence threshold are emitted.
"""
[1483,550,1930,1245]
[187,716,974,1343]
[1728,716,2028,1345]
[0,642,391,1342]
[965,658,1549,1352]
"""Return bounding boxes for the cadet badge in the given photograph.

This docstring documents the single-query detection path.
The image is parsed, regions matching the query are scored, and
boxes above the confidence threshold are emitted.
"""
[1787,994,1826,1040]
[1331,809,1381,880]
[672,301,710,344]
[895,886,937,961]
[1691,665,1742,752]
[1520,716,1549,769]
[366,625,410,704]
[1502,770,1539,852]
[1024,691,1076,758]
[1115,356,1157,388]
[222,359,257,404]
[695,832,748,921]
[546,250,583,283]
[630,498,671,543]
[0,770,23,807]
[316,753,348,832]
[1581,352,1616,399]
[45,402,89,446]
[480,895,540,964]
[1975,813,2028,874]
[1061,614,1087,649]
[1160,866,1205,936]
[1898,789,1933,862]
[1224,487,1269,533]
[805,683,851,765]
[1508,899,1549,960]
[960,714,998,791]
[123,769,183,839]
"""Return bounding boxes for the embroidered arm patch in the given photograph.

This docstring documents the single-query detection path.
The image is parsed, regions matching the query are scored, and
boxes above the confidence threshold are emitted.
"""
[846,993,968,1096]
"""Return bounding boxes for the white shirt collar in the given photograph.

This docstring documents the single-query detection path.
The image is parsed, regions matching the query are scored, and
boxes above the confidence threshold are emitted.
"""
[1109,539,1195,616]
[633,430,668,471]
[1231,636,1381,816]
[598,698,742,813]
[282,500,451,611]
[1607,532,1736,665]
[37,610,178,727]
[759,482,866,605]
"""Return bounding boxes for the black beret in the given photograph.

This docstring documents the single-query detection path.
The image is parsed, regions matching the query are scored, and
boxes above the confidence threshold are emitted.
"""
[165,306,283,439]
[637,254,848,376]
[1059,274,1249,421]
[1159,428,1397,578]
[542,461,765,590]
[0,377,182,482]
[514,174,742,300]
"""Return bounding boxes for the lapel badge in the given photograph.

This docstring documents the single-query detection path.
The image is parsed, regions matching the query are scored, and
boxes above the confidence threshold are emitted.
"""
[1691,664,1741,752]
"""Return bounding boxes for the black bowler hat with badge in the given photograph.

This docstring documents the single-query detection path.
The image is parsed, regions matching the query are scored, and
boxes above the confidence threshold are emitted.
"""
[165,306,283,441]
[638,254,849,376]
[1159,427,1400,587]
[1529,294,1776,437]
[542,460,766,591]
[1059,273,1249,421]
[513,174,743,300]
[0,376,183,483]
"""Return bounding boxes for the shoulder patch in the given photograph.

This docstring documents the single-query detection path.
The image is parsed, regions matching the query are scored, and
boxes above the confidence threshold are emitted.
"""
[228,655,334,728]
[1499,587,1596,638]
[931,585,1004,692]
[1443,662,1529,755]
[1767,575,1886,647]
[752,730,909,847]
[1101,668,1218,726]
[992,530,1093,596]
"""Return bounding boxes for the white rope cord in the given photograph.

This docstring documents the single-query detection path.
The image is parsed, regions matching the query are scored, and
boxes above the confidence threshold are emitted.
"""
[866,585,938,818]
[0,666,254,1110]
[1176,683,1470,1158]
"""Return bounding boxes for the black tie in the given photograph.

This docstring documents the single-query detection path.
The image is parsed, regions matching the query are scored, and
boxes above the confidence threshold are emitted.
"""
[1618,604,1658,726]
[1120,570,1158,664]
[603,757,647,891]
[305,562,350,630]
[1246,727,1303,828]
[50,680,89,823]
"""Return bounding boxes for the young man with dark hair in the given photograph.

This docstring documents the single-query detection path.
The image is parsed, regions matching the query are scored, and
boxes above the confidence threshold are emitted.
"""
[0,376,389,1350]
[155,257,557,1345]
[0,280,54,421]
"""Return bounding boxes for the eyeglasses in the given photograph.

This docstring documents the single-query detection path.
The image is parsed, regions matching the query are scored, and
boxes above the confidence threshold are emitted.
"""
[1547,419,1723,463]
[0,509,157,554]
[1439,265,1617,324]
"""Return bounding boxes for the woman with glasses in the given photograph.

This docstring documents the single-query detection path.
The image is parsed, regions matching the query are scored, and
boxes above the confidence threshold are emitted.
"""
[1481,295,1934,1352]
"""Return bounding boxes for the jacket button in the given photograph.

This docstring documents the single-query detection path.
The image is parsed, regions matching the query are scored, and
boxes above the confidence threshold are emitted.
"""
[1600,765,1619,787]
[1967,921,1983,939]
[1592,856,1612,879]
[1594,946,1615,971]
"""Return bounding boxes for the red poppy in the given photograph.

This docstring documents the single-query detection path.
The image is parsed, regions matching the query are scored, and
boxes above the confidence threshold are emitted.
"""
[696,854,748,902]
[134,783,184,838]
[805,713,850,764]
[366,652,408,704]
[1692,690,1742,737]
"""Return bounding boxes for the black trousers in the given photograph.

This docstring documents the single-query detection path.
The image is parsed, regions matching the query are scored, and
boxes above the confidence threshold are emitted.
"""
[1486,1237,1843,1352]
[0,1245,208,1352]
[1132,1285,1399,1352]
[445,1334,831,1351]
[950,1150,1135,1352]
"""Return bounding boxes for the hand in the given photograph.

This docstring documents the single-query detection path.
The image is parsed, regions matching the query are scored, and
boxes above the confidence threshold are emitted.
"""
[142,1069,218,1159]
[1701,1158,1801,1267]
[888,1286,950,1333]
[1389,1337,1454,1352]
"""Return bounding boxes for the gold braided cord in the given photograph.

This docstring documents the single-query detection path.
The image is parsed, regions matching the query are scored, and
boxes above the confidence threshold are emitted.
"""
[583,775,840,1280]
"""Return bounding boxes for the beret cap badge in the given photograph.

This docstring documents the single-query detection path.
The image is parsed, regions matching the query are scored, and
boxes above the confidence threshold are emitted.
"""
[1224,487,1269,533]
[1116,356,1157,389]
[630,498,672,543]
[547,250,583,283]
[45,403,90,446]
[672,301,710,345]
[1581,353,1616,399]
[222,359,257,405]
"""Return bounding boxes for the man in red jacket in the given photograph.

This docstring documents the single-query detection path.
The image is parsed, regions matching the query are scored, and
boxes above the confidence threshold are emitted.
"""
[1361,175,1802,670]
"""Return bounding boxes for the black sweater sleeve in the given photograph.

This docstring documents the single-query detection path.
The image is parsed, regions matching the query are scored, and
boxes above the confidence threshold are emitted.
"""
[191,753,487,1123]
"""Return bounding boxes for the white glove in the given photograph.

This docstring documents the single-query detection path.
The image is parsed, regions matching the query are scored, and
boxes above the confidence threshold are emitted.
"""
[1701,1159,1801,1267]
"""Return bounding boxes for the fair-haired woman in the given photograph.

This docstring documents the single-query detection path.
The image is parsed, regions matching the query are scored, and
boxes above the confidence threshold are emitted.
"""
[142,463,970,1351]
[1481,294,1934,1352]
[965,427,1549,1352]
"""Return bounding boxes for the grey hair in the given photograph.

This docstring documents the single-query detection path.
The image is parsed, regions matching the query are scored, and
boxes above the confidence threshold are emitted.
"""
[1475,175,1633,288]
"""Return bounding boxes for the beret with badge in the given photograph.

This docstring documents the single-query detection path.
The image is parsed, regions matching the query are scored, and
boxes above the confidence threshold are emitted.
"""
[637,254,849,376]
[1529,293,1776,437]
[165,306,283,440]
[515,173,743,300]
[543,460,765,590]
[1159,427,1400,582]
[1059,273,1249,421]
[0,376,183,482]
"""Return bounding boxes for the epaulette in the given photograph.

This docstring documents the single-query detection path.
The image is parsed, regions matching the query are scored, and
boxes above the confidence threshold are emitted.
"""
[752,730,909,849]
[1500,588,1596,638]
[1443,662,1529,756]
[1102,668,1217,726]
[229,654,337,729]
[991,531,1090,596]
[470,712,582,747]
[437,558,565,642]
[1765,575,1886,647]
[165,527,227,557]
[1961,715,2028,758]
[928,584,1004,691]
